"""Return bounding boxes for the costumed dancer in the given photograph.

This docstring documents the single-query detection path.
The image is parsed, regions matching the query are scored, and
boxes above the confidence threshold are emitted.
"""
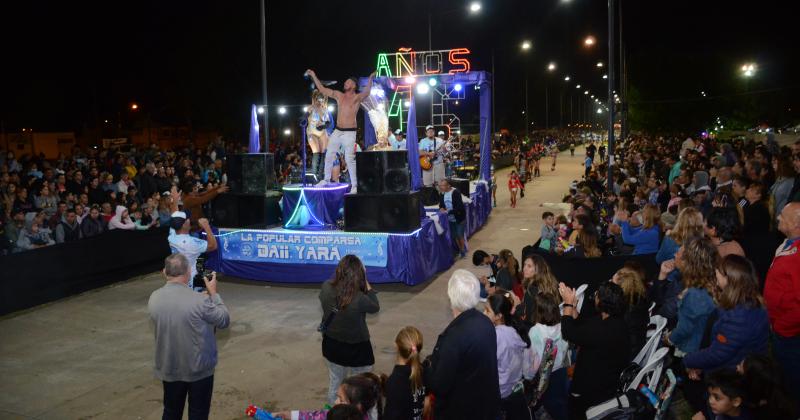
[306,69,375,190]
[306,90,331,181]
[419,125,447,187]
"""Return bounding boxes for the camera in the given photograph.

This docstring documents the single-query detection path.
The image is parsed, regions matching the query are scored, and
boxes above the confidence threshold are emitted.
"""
[193,256,213,292]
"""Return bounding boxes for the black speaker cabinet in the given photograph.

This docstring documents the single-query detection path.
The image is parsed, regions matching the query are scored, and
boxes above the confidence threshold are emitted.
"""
[226,153,276,195]
[211,192,282,228]
[355,150,410,194]
[419,186,440,206]
[344,191,421,232]
[448,177,470,196]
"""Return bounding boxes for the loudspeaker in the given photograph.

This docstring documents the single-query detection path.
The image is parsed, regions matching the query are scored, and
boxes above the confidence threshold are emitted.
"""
[448,177,470,196]
[344,191,421,232]
[226,153,276,195]
[211,193,282,228]
[419,186,440,206]
[355,151,410,194]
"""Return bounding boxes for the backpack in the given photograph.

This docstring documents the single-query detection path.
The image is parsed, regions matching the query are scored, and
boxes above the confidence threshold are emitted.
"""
[524,338,557,408]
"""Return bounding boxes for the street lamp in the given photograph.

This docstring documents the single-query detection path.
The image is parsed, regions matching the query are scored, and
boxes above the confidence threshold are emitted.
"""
[283,129,291,136]
[547,62,556,71]
[521,40,532,50]
[741,63,756,78]
[596,61,604,68]
[278,106,287,115]
[576,84,581,89]
[602,74,608,79]
[130,103,139,111]
[469,1,482,13]
[564,76,571,81]
[584,36,596,47]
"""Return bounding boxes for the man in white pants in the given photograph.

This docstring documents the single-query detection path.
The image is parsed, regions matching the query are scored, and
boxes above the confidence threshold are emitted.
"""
[419,125,447,187]
[306,69,375,191]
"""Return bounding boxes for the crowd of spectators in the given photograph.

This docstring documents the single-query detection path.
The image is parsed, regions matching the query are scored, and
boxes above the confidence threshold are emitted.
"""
[0,139,234,254]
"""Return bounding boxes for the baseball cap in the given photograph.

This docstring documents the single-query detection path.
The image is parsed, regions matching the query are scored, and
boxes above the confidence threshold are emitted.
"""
[394,129,402,134]
[169,211,187,230]
[437,130,445,136]
[425,125,434,130]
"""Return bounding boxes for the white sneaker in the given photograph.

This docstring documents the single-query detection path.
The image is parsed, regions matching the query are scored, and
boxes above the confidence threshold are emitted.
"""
[350,186,357,194]
[315,179,328,187]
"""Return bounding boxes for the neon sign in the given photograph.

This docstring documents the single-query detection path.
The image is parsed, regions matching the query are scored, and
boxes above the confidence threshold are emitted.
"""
[375,48,472,131]
[375,48,472,78]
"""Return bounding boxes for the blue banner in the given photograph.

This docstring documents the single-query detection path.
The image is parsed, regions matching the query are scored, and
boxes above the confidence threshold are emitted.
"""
[218,229,389,267]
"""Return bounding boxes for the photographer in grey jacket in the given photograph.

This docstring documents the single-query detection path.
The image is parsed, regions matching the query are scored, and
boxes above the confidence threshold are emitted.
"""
[148,253,230,420]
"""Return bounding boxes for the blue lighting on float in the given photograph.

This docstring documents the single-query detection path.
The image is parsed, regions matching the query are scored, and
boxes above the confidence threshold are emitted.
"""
[284,189,325,229]
[428,78,437,86]
[454,83,463,92]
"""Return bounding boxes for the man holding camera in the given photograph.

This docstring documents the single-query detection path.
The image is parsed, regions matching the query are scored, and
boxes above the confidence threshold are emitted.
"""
[148,253,230,420]
[168,210,217,290]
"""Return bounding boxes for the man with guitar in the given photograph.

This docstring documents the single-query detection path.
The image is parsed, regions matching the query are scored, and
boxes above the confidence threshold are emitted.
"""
[419,125,447,187]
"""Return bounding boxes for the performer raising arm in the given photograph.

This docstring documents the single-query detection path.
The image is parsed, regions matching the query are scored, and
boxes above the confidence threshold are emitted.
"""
[306,69,375,190]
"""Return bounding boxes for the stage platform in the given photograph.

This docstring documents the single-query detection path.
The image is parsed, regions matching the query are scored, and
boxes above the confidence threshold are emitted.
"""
[206,182,491,285]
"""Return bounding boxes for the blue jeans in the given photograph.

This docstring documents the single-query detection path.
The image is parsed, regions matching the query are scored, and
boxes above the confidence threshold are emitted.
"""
[325,360,372,405]
[162,374,214,420]
[772,332,800,409]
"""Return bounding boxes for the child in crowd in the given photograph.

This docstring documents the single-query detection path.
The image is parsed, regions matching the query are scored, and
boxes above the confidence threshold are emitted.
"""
[384,326,426,420]
[471,249,497,299]
[275,372,383,420]
[526,291,569,420]
[484,292,531,420]
[539,211,557,252]
[737,354,797,420]
[705,369,750,420]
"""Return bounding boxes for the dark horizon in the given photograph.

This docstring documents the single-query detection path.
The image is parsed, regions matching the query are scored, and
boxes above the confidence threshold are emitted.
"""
[2,0,797,137]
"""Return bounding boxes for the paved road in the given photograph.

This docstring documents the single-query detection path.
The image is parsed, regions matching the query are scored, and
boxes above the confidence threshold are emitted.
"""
[0,147,587,419]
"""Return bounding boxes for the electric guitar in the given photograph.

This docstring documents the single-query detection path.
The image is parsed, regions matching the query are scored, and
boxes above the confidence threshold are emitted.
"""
[419,140,450,170]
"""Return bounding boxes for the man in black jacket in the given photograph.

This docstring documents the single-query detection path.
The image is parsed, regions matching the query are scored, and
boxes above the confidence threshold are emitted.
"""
[438,179,467,258]
[425,269,500,419]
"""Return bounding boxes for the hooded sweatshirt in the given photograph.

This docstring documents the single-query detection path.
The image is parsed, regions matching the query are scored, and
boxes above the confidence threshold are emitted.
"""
[495,324,528,398]
[16,213,55,251]
[108,205,135,230]
[527,323,569,375]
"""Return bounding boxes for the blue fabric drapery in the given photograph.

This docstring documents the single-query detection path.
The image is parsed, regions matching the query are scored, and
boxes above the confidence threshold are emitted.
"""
[479,80,492,181]
[406,98,422,190]
[249,104,260,153]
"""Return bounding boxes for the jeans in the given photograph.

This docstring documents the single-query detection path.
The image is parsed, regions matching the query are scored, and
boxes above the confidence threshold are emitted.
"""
[325,360,372,405]
[772,332,800,409]
[324,130,356,187]
[162,375,214,420]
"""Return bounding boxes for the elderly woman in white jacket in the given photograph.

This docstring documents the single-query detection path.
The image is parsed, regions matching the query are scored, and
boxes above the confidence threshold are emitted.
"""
[108,205,136,230]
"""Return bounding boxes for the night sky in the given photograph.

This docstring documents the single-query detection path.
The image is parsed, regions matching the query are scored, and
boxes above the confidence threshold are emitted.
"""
[2,0,796,137]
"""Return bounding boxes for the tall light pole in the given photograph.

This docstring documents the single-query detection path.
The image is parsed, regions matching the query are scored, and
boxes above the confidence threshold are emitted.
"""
[521,41,532,135]
[260,0,269,153]
[607,0,616,191]
[546,62,556,130]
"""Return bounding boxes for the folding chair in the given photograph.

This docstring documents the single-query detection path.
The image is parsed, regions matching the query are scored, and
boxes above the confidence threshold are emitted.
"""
[635,315,667,366]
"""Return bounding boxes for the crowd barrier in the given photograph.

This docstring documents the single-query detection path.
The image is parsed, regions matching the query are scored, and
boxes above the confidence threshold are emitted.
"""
[0,228,171,316]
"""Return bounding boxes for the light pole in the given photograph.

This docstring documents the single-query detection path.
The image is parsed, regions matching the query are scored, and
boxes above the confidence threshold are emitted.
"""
[260,0,269,153]
[521,41,532,134]
[607,0,616,191]
[546,62,556,130]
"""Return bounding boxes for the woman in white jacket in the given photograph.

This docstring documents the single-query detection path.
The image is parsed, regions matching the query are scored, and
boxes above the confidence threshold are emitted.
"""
[108,205,136,230]
[525,291,569,420]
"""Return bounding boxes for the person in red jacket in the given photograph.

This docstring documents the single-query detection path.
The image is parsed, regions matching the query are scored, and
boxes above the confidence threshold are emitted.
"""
[764,202,800,407]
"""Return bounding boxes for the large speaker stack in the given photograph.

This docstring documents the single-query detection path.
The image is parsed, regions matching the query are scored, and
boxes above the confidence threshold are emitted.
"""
[212,153,282,228]
[344,150,420,233]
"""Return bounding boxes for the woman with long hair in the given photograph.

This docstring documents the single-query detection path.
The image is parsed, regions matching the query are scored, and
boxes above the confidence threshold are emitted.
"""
[484,292,531,420]
[319,255,380,405]
[565,228,602,258]
[508,170,524,208]
[518,254,560,323]
[684,255,768,373]
[495,249,519,294]
[611,267,650,359]
[618,204,661,255]
[384,326,426,420]
[307,90,331,180]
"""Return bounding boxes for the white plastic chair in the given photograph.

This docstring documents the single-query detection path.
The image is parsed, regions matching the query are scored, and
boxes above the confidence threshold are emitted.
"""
[635,315,667,366]
[648,301,656,317]
[626,347,669,391]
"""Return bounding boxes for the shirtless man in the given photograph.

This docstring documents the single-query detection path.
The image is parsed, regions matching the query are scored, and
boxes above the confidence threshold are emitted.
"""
[305,69,375,189]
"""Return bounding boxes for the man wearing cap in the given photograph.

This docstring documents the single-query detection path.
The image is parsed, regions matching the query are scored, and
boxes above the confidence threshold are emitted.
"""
[306,69,375,190]
[419,125,447,187]
[390,129,406,150]
[167,203,217,289]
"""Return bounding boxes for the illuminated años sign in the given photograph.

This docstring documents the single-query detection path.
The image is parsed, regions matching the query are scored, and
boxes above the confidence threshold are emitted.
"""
[375,48,472,131]
[375,48,472,78]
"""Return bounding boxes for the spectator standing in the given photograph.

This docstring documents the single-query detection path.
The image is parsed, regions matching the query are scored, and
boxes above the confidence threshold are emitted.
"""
[438,179,467,258]
[179,181,228,228]
[559,281,629,419]
[611,266,650,360]
[426,270,500,420]
[383,326,426,420]
[319,255,380,405]
[148,253,230,420]
[168,210,217,289]
[485,292,531,420]
[526,291,569,420]
[764,202,800,407]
